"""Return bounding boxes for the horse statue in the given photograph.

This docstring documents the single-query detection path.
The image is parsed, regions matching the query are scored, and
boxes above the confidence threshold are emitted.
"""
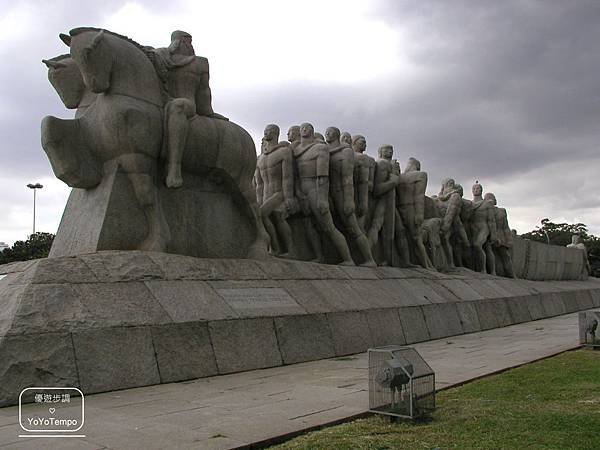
[41,28,268,258]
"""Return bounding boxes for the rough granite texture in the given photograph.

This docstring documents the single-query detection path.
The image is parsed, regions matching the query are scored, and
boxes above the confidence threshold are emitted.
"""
[0,250,598,407]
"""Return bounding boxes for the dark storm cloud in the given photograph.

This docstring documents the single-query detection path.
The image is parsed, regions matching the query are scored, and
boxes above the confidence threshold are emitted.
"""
[1,0,598,237]
[0,0,179,177]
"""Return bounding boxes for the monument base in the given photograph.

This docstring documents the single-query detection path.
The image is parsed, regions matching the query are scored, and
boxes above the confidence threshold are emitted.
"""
[0,251,598,407]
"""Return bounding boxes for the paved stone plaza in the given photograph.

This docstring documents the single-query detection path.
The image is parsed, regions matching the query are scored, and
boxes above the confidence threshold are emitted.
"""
[0,312,584,449]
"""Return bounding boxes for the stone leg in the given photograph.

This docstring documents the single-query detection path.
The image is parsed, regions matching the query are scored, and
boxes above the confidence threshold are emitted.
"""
[303,216,323,262]
[165,99,195,188]
[273,208,294,257]
[485,242,496,275]
[442,231,455,267]
[119,154,170,253]
[367,200,386,247]
[307,195,353,266]
[259,193,285,255]
[334,196,376,267]
[394,211,414,268]
[407,223,434,270]
[497,246,515,278]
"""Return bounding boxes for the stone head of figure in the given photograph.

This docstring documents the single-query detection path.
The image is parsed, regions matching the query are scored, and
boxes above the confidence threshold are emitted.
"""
[378,145,394,160]
[455,184,464,197]
[352,135,366,153]
[472,180,483,197]
[572,234,582,244]
[484,192,497,205]
[314,132,325,142]
[405,157,421,172]
[264,124,280,142]
[441,178,455,191]
[42,54,87,109]
[340,132,352,146]
[287,126,300,142]
[169,30,194,56]
[67,29,112,93]
[325,127,340,144]
[300,123,315,139]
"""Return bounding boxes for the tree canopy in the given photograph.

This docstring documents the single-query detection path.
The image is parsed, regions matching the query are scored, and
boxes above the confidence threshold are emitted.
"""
[0,232,55,265]
[521,219,599,277]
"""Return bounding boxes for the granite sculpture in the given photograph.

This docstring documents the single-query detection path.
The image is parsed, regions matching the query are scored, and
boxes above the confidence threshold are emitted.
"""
[41,28,268,259]
[368,145,412,267]
[255,125,294,257]
[352,135,376,231]
[325,127,376,267]
[293,123,354,265]
[469,182,498,273]
[398,158,434,270]
[567,234,591,276]
[487,193,515,278]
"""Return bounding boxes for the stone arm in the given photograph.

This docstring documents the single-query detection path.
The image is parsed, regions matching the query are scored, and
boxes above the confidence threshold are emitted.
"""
[442,193,461,232]
[356,163,370,216]
[487,205,498,243]
[498,208,513,248]
[413,172,428,228]
[281,149,294,206]
[194,59,214,116]
[373,161,398,198]
[341,148,356,214]
[368,159,375,195]
[254,166,264,206]
[316,146,330,214]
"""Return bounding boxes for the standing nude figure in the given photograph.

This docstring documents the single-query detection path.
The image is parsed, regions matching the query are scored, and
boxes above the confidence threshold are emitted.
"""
[367,145,413,266]
[293,123,354,265]
[470,182,498,274]
[435,178,466,267]
[352,135,376,231]
[486,193,515,278]
[325,127,376,267]
[254,124,295,257]
[287,126,301,150]
[397,158,435,269]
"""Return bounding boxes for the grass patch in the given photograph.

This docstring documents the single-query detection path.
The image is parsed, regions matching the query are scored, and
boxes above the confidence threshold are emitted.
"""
[271,350,600,450]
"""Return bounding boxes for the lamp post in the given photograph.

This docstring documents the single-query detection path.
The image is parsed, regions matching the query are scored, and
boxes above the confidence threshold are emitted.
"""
[535,225,550,245]
[26,183,43,235]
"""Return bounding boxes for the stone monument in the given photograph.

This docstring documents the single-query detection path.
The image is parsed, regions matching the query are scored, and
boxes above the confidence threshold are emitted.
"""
[567,234,591,277]
[0,25,597,410]
[254,124,294,257]
[41,28,268,259]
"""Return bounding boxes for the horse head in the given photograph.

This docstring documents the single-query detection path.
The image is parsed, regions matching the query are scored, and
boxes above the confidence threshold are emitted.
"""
[67,28,112,93]
[42,54,87,109]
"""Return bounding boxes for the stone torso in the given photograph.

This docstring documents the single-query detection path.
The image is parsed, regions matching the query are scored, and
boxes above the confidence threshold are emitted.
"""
[329,145,354,192]
[166,56,209,107]
[495,207,513,247]
[256,143,291,200]
[294,142,328,180]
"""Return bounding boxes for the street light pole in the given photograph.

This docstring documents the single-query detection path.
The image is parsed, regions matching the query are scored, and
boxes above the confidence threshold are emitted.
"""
[26,183,43,235]
[535,225,550,245]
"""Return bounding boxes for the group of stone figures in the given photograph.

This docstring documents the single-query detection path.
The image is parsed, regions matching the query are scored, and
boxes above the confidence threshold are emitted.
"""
[39,26,514,275]
[254,123,515,277]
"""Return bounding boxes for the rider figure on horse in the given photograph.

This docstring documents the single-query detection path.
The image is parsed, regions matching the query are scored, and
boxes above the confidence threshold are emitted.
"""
[150,30,227,188]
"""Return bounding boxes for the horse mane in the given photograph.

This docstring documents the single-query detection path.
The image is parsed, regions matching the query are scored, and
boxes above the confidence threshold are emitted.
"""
[69,27,148,56]
[47,54,71,62]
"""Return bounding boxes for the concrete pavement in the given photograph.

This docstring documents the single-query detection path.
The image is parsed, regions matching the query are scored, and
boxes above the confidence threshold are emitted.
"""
[0,312,586,449]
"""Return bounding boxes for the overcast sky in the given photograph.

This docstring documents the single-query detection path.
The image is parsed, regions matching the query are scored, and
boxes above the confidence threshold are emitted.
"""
[1,0,599,245]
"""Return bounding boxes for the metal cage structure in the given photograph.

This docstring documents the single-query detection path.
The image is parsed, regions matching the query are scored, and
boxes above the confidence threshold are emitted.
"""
[579,310,600,348]
[368,345,435,419]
